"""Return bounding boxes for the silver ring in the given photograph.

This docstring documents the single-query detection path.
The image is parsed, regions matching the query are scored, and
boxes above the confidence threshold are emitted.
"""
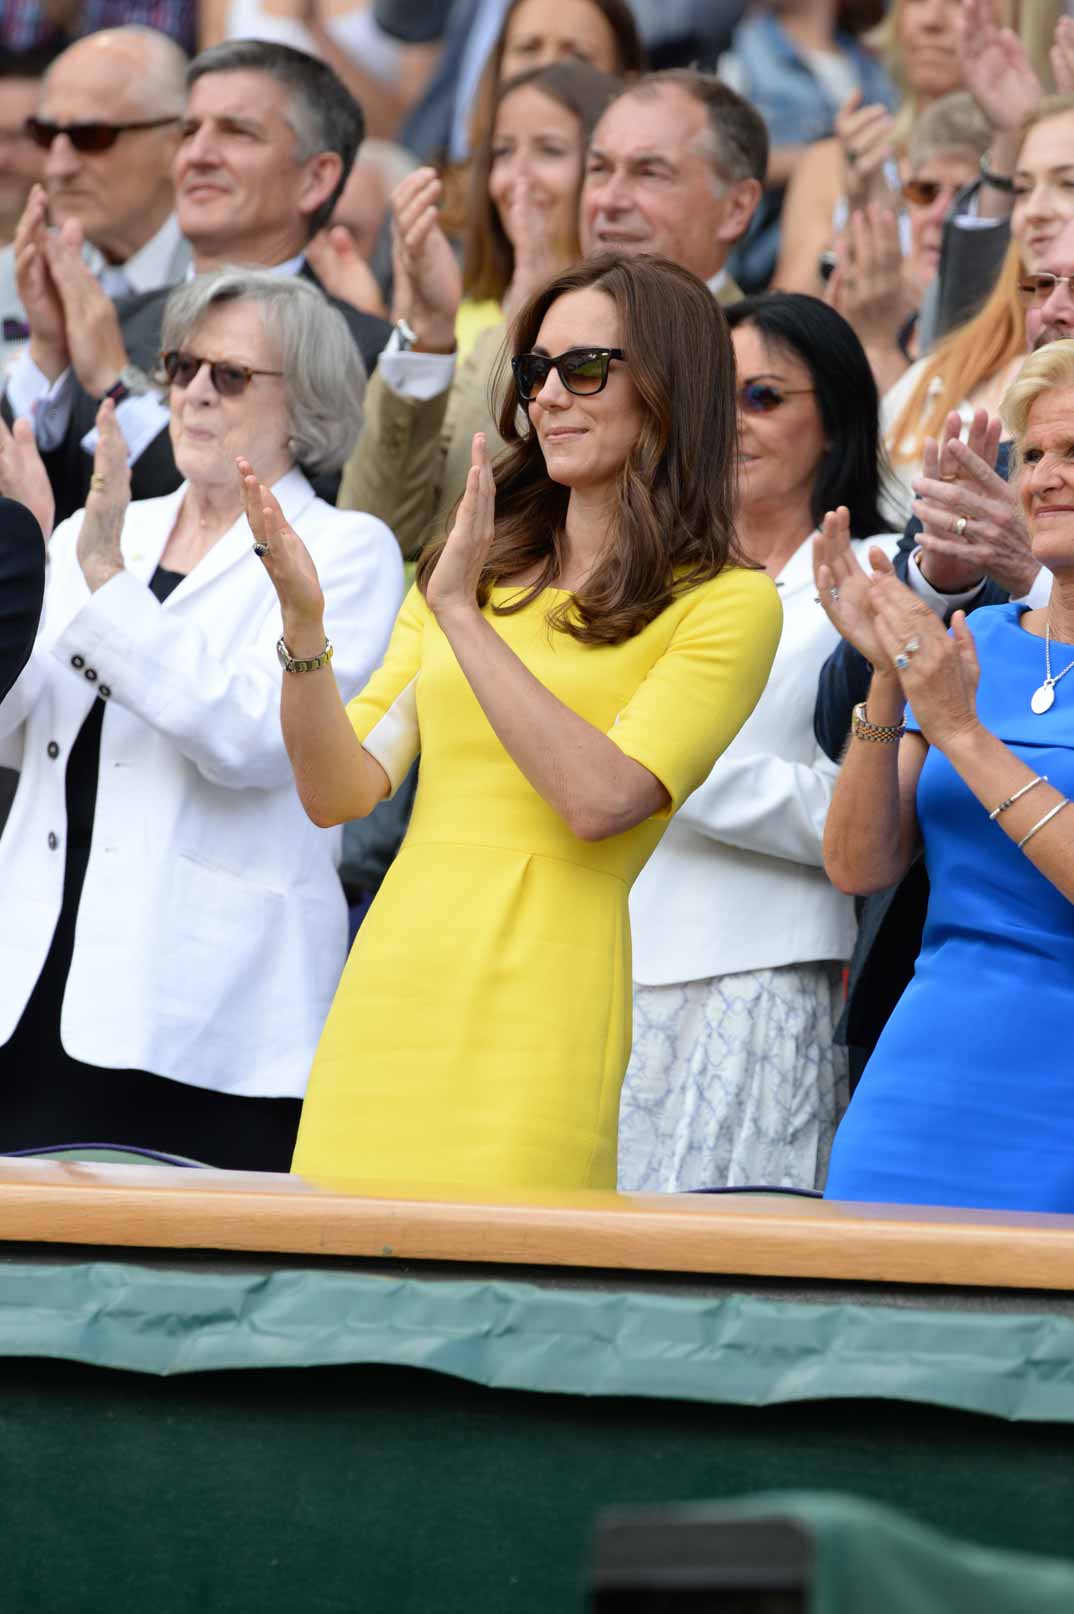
[829,586,840,601]
[252,541,270,557]
[954,515,967,537]
[904,637,920,655]
[894,653,910,671]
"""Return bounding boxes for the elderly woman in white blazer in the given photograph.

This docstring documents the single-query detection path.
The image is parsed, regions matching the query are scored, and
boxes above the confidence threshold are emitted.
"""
[618,294,900,1194]
[0,270,402,1169]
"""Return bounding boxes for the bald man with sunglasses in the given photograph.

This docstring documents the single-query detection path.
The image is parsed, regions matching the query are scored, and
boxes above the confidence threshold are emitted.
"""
[0,27,191,374]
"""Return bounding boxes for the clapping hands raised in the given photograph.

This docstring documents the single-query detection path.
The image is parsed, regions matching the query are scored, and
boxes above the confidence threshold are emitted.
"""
[425,433,495,621]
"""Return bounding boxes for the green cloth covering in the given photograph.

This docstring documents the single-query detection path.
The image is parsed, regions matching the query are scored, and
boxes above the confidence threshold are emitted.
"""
[603,1493,1074,1613]
[0,1256,1073,1425]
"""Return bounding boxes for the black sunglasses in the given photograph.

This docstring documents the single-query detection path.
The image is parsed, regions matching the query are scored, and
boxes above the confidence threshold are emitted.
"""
[160,350,284,397]
[738,381,815,414]
[26,115,179,153]
[512,347,625,403]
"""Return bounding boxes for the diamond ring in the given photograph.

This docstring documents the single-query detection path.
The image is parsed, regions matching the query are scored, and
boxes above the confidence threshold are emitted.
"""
[954,515,967,537]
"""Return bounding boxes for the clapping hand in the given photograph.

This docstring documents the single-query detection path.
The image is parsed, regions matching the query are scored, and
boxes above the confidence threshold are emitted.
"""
[835,90,896,209]
[501,177,563,322]
[76,399,129,591]
[305,223,387,317]
[389,167,461,354]
[813,505,895,672]
[44,220,131,399]
[426,432,495,621]
[869,570,981,747]
[826,204,914,350]
[0,412,54,543]
[961,0,1042,135]
[1053,14,1074,93]
[911,409,1037,597]
[13,185,68,379]
[238,457,326,651]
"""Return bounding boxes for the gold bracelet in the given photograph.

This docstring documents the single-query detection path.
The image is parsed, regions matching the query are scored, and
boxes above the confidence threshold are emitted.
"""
[851,700,905,744]
[1017,798,1070,851]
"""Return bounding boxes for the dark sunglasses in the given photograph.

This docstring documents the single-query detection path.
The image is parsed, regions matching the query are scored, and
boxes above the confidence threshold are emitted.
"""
[512,347,625,402]
[160,350,284,397]
[900,177,956,208]
[1018,273,1074,304]
[25,115,179,153]
[738,381,815,414]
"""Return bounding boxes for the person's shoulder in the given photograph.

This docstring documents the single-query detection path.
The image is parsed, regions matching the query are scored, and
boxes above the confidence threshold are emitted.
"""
[972,600,1026,643]
[671,564,782,634]
[306,495,401,557]
[0,495,42,541]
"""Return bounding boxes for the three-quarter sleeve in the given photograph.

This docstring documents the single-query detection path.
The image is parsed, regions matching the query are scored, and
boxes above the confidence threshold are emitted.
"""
[346,583,427,795]
[606,567,783,816]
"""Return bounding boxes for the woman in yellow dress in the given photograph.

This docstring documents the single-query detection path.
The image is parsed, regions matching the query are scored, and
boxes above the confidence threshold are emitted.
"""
[240,254,782,1192]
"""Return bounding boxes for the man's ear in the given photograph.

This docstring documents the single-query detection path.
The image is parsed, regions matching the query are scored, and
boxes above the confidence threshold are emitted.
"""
[715,176,763,245]
[298,151,344,225]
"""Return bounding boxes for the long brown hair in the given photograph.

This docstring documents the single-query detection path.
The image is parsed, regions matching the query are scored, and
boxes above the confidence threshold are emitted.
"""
[416,254,744,646]
[462,60,623,304]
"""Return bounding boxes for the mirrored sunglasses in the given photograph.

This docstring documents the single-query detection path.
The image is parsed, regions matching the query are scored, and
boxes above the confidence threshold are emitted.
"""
[512,347,626,403]
[25,115,180,153]
[160,350,284,397]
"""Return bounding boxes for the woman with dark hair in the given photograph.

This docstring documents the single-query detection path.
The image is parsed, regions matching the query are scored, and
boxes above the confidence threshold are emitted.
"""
[242,253,782,1192]
[337,59,623,556]
[617,292,900,1195]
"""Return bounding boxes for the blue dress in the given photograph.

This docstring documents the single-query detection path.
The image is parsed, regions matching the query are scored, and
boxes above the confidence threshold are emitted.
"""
[825,604,1074,1212]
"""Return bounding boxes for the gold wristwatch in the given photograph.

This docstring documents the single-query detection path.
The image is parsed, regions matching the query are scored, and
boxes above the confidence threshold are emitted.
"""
[276,636,333,674]
[851,700,905,743]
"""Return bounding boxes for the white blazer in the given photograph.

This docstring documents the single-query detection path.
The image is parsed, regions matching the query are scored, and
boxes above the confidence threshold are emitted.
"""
[0,469,403,1098]
[629,531,901,986]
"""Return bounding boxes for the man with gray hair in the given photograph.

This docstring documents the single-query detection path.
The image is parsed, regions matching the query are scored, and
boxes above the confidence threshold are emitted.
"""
[0,26,190,372]
[579,69,767,303]
[7,39,390,523]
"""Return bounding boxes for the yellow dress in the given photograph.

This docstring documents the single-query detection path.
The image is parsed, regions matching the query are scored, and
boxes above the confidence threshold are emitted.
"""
[291,569,782,1191]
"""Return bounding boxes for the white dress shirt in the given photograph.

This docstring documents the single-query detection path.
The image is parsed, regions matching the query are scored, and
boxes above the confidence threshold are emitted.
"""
[0,469,404,1097]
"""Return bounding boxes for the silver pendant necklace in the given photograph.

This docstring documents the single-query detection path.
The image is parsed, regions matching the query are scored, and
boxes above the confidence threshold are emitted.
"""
[1031,620,1074,714]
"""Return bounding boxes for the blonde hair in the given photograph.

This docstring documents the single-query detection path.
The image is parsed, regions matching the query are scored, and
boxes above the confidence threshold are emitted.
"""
[887,241,1026,467]
[1000,338,1074,476]
[870,0,1013,149]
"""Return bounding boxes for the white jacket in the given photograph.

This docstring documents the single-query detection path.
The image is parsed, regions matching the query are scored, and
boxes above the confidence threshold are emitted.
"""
[629,532,901,986]
[0,468,403,1097]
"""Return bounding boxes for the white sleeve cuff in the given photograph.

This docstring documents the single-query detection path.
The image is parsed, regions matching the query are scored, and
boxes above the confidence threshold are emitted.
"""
[379,343,457,402]
[7,352,74,449]
[82,391,170,465]
[359,676,419,796]
[908,548,987,615]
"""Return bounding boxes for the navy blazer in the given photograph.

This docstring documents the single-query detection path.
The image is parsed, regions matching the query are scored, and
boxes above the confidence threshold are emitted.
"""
[0,497,45,704]
[812,455,1015,1088]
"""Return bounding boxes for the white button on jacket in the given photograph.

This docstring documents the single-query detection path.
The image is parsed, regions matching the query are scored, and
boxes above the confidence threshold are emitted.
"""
[0,469,404,1099]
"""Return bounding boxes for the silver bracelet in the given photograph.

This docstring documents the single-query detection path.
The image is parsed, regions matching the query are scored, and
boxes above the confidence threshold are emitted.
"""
[989,774,1048,821]
[1017,798,1071,851]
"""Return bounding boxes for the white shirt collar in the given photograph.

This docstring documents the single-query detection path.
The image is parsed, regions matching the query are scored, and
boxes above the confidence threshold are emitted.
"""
[85,213,185,296]
[707,267,728,296]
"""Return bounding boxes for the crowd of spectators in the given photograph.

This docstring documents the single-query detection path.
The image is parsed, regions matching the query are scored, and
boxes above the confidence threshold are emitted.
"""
[1,0,1073,1215]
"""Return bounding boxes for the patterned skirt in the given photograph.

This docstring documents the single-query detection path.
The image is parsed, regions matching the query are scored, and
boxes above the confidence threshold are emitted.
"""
[617,962,849,1193]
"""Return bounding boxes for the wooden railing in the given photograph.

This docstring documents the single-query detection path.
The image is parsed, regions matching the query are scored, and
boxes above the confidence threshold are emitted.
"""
[1,1158,1073,1289]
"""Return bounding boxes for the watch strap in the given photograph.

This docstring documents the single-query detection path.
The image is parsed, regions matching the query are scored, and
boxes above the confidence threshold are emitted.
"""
[277,635,334,674]
[978,155,1015,194]
[851,699,905,744]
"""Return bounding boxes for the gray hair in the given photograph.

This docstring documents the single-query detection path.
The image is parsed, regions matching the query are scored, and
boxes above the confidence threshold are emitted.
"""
[159,269,366,474]
[907,92,991,171]
[44,27,188,118]
[187,40,364,236]
[352,138,421,198]
[615,70,769,188]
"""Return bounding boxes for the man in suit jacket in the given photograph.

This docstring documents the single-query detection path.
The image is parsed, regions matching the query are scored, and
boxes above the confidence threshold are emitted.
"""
[1,29,191,374]
[0,496,44,705]
[6,39,391,523]
[339,69,768,556]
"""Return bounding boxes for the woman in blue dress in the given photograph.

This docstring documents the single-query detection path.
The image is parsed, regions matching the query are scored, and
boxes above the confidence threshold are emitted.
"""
[812,338,1074,1213]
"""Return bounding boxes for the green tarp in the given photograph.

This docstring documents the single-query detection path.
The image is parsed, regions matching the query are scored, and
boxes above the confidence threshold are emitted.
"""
[1,1255,1073,1423]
